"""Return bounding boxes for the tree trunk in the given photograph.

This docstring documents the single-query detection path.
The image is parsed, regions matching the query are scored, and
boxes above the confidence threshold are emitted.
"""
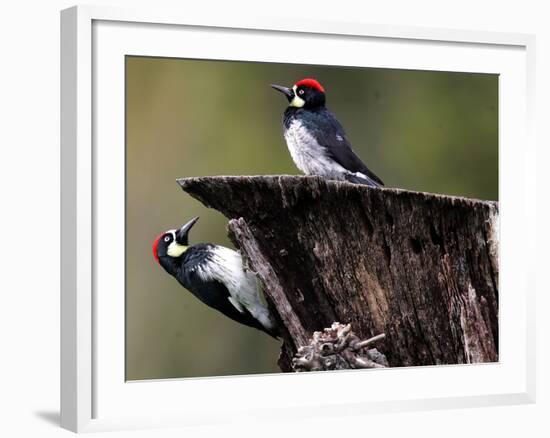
[177,175,499,371]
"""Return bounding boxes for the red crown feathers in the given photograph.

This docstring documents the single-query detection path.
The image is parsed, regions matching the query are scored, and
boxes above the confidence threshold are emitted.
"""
[295,78,325,92]
[152,234,162,263]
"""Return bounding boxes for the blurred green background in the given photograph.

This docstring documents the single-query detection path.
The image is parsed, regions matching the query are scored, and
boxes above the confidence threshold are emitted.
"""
[125,56,498,380]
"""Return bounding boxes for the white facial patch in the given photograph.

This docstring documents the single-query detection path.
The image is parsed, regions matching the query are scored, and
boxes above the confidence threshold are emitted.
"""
[289,85,305,108]
[166,230,188,257]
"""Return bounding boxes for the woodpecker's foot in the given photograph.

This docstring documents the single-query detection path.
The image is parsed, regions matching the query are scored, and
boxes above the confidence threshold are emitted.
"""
[292,322,388,372]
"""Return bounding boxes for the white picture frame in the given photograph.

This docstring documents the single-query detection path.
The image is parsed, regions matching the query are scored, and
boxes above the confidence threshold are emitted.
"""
[60,5,536,433]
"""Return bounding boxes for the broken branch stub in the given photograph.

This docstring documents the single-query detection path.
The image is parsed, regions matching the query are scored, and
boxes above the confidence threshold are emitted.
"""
[293,322,388,372]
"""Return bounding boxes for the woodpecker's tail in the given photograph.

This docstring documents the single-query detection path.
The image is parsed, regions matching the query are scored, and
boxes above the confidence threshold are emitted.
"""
[262,323,281,340]
[253,309,280,339]
[345,172,383,188]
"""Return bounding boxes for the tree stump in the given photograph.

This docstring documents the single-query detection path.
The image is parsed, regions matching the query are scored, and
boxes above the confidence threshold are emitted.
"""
[177,175,499,371]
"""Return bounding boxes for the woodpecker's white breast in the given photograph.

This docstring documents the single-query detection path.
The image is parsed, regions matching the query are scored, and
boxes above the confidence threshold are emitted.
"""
[195,245,275,332]
[284,120,348,180]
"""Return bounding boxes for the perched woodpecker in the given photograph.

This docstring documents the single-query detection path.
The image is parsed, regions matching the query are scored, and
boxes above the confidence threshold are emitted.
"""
[153,217,278,338]
[271,78,384,187]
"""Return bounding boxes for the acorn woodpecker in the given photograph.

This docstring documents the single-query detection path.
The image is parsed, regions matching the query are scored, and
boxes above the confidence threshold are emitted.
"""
[271,78,384,187]
[153,217,278,338]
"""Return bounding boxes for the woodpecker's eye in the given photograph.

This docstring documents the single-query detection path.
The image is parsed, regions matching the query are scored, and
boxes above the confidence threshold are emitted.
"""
[298,89,305,95]
[164,236,171,242]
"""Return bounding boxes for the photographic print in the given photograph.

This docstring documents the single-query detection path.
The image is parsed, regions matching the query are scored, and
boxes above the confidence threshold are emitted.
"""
[125,57,498,380]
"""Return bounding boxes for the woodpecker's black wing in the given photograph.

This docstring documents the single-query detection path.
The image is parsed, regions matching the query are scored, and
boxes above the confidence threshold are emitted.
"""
[194,281,264,333]
[312,108,384,186]
[180,269,272,334]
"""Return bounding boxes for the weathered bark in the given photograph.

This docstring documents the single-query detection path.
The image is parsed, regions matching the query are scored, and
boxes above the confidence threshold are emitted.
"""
[177,175,499,371]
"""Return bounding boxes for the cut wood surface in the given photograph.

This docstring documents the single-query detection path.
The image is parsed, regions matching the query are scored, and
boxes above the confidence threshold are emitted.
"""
[177,175,499,371]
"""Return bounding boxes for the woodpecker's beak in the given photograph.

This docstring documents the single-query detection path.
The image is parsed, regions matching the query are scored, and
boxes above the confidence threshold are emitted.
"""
[176,216,199,243]
[271,84,294,101]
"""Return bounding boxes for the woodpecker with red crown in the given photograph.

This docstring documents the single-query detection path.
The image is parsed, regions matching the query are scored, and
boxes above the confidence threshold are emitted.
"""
[153,217,278,338]
[271,78,383,187]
